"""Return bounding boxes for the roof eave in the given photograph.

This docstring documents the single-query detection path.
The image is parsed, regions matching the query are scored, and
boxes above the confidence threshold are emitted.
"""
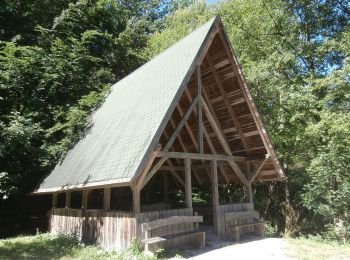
[32,178,132,194]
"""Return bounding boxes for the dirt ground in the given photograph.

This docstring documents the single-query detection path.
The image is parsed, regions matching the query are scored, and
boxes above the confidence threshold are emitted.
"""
[191,238,294,259]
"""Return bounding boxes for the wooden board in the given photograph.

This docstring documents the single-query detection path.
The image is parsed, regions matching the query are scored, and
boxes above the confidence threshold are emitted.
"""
[50,208,136,251]
[214,203,254,238]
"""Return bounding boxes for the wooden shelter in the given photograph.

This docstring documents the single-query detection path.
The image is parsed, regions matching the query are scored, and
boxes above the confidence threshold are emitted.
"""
[34,16,285,251]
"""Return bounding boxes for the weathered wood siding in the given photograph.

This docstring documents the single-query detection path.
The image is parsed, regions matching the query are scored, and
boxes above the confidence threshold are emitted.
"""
[215,203,254,238]
[136,208,193,248]
[50,208,83,238]
[50,208,136,251]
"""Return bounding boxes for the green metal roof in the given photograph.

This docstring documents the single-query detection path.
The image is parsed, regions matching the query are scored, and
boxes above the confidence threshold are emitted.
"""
[36,17,217,192]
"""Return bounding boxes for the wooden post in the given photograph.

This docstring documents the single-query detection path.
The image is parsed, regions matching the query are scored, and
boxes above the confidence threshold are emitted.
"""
[194,212,199,229]
[52,193,57,208]
[133,186,140,213]
[163,173,168,202]
[247,184,253,203]
[82,190,90,209]
[185,158,192,208]
[65,191,71,208]
[197,66,204,154]
[245,161,253,203]
[211,159,219,234]
[103,188,111,210]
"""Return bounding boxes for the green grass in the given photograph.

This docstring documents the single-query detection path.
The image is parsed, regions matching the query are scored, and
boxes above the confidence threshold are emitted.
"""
[3,233,349,260]
[0,233,156,260]
[287,237,350,260]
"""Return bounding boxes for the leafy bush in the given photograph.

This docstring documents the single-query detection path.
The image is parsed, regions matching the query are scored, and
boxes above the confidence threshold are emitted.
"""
[264,222,279,237]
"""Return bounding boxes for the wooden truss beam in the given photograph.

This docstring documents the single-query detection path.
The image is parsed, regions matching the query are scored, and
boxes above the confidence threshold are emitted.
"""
[141,157,168,190]
[202,97,249,185]
[159,165,184,171]
[168,117,202,185]
[197,65,204,154]
[141,97,200,190]
[156,151,245,162]
[164,96,199,151]
[160,161,231,171]
[248,154,270,185]
[141,156,185,190]
[176,102,198,150]
[135,145,161,190]
[184,88,228,183]
[179,88,211,182]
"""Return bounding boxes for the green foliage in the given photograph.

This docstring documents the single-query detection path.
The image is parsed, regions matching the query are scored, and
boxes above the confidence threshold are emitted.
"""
[0,0,178,237]
[144,2,213,59]
[264,222,279,238]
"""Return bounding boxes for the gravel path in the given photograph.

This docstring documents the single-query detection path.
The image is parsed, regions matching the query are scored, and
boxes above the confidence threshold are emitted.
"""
[170,238,295,260]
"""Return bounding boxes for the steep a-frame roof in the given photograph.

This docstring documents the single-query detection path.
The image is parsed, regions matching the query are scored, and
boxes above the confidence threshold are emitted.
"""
[35,16,284,193]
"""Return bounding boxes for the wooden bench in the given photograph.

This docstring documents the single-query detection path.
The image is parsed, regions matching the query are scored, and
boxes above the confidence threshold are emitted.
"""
[141,215,205,253]
[225,210,264,242]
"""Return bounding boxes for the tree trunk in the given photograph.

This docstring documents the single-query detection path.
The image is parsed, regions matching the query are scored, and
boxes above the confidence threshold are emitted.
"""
[283,182,299,237]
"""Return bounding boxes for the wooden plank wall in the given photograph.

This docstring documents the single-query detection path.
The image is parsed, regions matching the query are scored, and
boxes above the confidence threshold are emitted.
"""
[136,208,193,248]
[50,208,83,240]
[50,208,136,251]
[215,203,254,238]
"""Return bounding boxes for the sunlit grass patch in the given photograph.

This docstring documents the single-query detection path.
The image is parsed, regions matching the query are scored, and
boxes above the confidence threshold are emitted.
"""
[0,233,155,260]
[287,237,350,260]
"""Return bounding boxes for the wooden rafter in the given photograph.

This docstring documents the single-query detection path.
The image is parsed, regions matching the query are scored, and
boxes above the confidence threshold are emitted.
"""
[217,28,284,180]
[205,54,251,154]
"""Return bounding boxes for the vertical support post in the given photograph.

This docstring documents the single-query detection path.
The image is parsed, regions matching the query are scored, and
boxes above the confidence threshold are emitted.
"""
[247,184,253,203]
[211,159,219,234]
[185,158,192,208]
[65,191,71,208]
[103,188,111,210]
[245,162,253,203]
[197,65,204,154]
[52,193,57,208]
[163,173,168,202]
[133,186,140,213]
[194,212,199,229]
[82,189,90,210]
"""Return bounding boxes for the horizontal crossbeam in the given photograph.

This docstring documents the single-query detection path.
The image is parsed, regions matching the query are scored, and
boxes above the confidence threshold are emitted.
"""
[156,151,246,162]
